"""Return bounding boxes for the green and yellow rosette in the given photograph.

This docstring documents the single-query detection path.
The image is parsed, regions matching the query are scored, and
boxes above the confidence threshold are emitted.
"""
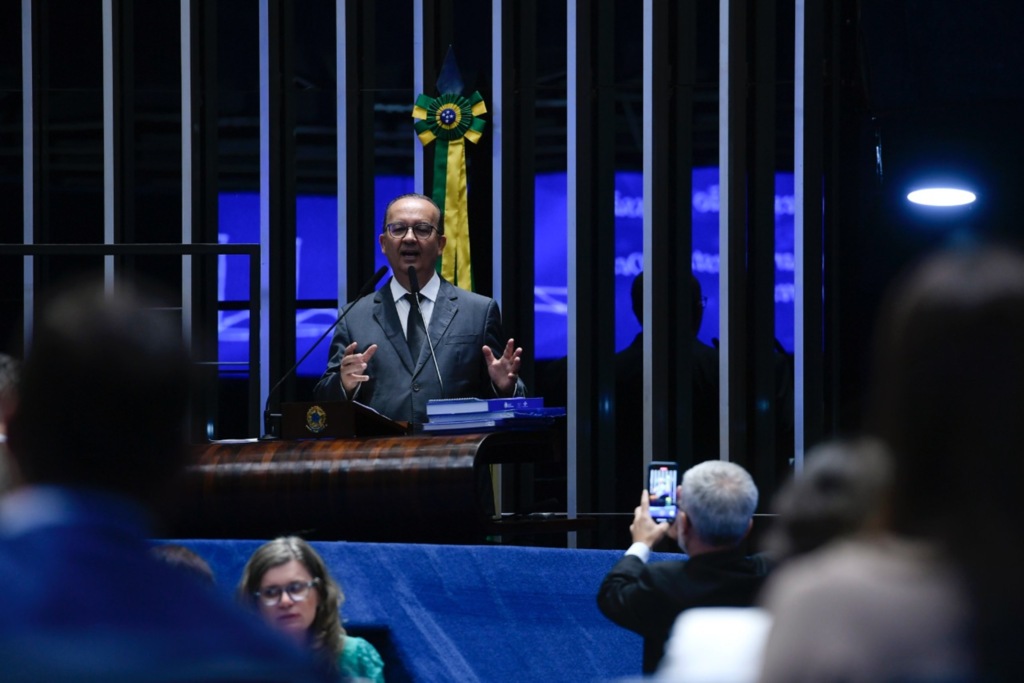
[411,90,487,290]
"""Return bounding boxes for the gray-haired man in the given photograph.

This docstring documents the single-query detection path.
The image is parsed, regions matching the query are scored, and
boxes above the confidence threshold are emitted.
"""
[597,460,772,674]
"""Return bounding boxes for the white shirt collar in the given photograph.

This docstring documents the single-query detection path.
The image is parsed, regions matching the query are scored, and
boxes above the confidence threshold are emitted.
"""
[389,270,441,303]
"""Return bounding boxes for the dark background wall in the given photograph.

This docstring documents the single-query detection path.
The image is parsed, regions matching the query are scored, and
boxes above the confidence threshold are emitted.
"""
[2,0,1022,542]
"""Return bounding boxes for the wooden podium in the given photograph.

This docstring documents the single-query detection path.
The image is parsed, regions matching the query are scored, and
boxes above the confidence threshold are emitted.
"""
[168,429,562,544]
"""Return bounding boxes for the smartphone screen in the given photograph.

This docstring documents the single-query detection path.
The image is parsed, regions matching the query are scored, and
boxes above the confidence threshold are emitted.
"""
[648,461,679,522]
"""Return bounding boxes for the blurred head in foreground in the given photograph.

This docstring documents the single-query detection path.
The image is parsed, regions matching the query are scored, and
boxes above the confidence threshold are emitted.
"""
[866,245,1024,677]
[6,277,191,504]
[762,438,893,561]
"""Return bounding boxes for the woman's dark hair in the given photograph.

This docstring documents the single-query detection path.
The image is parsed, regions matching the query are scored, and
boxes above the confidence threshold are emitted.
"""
[865,245,1024,678]
[237,537,345,666]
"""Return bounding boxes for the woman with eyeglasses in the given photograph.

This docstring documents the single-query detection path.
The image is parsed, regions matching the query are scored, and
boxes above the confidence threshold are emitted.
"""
[238,537,384,682]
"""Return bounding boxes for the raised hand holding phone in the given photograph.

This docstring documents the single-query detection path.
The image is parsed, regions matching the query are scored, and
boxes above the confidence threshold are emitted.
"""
[631,488,671,547]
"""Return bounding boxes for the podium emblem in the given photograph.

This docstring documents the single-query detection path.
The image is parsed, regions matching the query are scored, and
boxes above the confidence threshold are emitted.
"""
[305,405,328,434]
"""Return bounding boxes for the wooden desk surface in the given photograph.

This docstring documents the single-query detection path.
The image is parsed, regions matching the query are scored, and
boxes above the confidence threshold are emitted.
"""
[166,430,559,543]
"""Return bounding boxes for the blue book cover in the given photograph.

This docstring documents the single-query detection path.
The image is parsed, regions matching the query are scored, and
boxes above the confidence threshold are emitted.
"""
[425,396,544,416]
[421,413,559,433]
[426,406,566,424]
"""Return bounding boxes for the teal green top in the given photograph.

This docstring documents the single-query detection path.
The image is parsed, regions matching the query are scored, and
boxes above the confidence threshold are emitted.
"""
[336,635,385,683]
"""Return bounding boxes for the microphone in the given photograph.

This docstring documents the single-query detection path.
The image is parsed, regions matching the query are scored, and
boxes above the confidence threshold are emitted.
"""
[260,265,388,440]
[406,266,445,398]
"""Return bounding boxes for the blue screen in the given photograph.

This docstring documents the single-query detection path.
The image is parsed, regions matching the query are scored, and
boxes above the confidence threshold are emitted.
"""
[216,168,795,374]
[533,168,795,359]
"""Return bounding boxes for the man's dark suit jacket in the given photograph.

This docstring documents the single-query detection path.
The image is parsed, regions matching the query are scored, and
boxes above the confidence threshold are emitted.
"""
[597,547,772,673]
[314,276,525,424]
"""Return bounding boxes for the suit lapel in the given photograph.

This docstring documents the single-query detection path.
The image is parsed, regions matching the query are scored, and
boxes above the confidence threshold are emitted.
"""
[429,279,459,350]
[373,283,418,374]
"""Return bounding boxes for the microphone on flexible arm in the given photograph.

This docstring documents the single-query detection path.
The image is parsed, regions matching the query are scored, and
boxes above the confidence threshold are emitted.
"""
[406,265,445,399]
[259,265,388,440]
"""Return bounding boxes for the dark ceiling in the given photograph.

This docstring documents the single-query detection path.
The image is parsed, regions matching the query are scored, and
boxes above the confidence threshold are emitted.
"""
[3,1,1021,210]
[857,0,1024,233]
[859,1,1024,115]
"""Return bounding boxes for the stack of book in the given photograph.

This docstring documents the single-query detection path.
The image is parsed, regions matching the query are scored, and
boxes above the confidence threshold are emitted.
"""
[422,396,566,433]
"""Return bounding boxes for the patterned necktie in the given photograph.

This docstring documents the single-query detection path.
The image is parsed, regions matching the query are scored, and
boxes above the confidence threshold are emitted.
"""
[404,293,425,357]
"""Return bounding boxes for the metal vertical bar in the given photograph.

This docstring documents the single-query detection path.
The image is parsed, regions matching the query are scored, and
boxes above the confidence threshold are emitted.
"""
[180,0,196,440]
[566,0,578,544]
[491,0,503,307]
[102,0,115,289]
[22,0,35,351]
[490,0,504,516]
[259,0,271,418]
[718,0,731,462]
[642,0,655,472]
[794,0,826,473]
[795,0,805,475]
[337,0,348,304]
[181,0,193,344]
[413,0,424,193]
[719,0,748,464]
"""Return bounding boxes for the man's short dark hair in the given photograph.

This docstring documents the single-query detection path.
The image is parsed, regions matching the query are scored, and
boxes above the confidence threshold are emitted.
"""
[7,277,192,501]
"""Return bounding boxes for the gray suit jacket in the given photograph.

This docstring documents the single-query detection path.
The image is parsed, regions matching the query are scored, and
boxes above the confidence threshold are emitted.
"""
[313,277,525,424]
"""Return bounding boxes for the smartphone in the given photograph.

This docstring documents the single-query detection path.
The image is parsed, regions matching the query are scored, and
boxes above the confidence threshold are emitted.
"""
[647,461,679,522]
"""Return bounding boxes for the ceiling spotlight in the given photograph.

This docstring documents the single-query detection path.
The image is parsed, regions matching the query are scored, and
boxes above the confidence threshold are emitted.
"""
[906,188,977,207]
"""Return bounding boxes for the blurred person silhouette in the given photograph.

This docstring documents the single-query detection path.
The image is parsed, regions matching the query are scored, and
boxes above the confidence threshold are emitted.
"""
[151,543,216,586]
[597,460,770,674]
[0,277,332,683]
[239,536,385,683]
[0,353,19,493]
[613,273,720,514]
[759,245,1024,682]
[758,437,893,562]
[654,437,894,682]
[539,273,719,521]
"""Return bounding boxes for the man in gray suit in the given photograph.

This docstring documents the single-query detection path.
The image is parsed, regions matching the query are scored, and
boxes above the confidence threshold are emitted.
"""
[314,193,526,424]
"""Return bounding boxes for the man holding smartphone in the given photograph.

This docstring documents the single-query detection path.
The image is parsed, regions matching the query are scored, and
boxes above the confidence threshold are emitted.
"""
[596,460,772,674]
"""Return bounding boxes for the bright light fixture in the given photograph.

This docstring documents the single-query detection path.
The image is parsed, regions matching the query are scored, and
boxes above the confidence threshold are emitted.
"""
[906,188,977,207]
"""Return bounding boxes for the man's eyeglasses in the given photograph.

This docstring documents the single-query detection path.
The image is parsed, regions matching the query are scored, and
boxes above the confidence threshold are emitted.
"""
[253,578,320,607]
[385,223,438,240]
